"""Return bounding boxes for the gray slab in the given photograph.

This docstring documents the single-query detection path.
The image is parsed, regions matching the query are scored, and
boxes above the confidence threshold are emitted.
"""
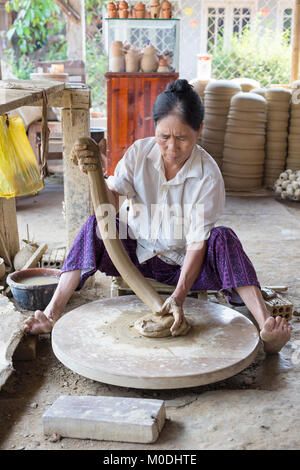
[43,395,166,444]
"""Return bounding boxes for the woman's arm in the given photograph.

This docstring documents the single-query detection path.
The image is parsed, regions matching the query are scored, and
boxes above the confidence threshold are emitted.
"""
[158,241,207,334]
[172,241,207,305]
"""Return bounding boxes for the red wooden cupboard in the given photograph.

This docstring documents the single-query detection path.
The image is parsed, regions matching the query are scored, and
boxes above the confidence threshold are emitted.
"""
[105,72,179,176]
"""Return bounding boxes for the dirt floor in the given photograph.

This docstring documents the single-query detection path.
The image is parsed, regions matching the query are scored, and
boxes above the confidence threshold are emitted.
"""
[1,170,300,451]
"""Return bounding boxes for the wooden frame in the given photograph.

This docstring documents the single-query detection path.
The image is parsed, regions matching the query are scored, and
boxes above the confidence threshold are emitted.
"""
[0,80,92,262]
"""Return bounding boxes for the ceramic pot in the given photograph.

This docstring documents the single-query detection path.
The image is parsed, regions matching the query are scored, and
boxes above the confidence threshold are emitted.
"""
[267,131,288,142]
[228,110,266,123]
[204,113,228,129]
[202,127,225,143]
[230,92,267,112]
[222,159,264,176]
[150,0,160,19]
[157,57,169,72]
[231,78,260,92]
[119,0,128,17]
[227,117,265,129]
[110,41,124,57]
[161,0,172,18]
[109,56,125,72]
[224,132,265,149]
[140,45,158,72]
[135,2,146,18]
[223,173,263,191]
[223,147,265,164]
[108,1,118,18]
[205,80,241,94]
[125,48,140,72]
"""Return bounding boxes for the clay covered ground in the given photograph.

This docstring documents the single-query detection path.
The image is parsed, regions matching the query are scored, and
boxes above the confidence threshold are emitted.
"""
[1,172,300,450]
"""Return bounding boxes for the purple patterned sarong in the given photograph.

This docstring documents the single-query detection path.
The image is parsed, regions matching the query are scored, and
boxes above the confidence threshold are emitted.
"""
[61,215,260,306]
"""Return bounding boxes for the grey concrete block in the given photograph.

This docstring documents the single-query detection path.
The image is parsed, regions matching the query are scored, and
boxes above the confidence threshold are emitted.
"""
[42,395,166,443]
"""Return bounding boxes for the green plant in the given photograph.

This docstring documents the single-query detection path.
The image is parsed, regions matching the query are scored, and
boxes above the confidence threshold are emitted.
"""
[211,22,292,86]
[6,0,63,55]
[4,0,67,79]
[86,30,108,110]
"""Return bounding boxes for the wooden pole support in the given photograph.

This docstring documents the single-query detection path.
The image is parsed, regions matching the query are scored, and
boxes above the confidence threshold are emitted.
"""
[291,0,300,83]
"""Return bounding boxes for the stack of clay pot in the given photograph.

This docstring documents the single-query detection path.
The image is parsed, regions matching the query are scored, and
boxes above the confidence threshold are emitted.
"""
[109,41,125,72]
[222,92,267,191]
[200,80,241,169]
[263,87,291,188]
[287,81,300,170]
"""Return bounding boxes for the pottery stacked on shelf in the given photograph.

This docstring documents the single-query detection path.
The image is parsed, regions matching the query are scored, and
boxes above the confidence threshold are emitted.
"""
[232,78,260,93]
[263,87,291,188]
[287,81,300,170]
[222,92,267,191]
[200,80,241,169]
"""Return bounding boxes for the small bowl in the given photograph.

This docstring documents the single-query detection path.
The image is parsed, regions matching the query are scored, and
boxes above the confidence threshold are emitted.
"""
[6,268,61,311]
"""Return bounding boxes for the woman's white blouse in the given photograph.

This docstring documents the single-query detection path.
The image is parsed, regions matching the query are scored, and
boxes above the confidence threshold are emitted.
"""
[106,137,225,266]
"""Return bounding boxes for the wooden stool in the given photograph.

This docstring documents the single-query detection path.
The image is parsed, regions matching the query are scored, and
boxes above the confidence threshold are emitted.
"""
[110,276,208,300]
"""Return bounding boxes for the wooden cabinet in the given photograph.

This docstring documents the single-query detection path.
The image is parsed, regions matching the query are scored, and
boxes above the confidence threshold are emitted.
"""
[105,72,178,176]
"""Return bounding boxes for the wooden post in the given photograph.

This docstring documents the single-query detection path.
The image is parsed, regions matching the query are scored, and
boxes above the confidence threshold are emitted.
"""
[66,0,86,62]
[291,0,300,83]
[61,103,92,250]
[0,198,20,265]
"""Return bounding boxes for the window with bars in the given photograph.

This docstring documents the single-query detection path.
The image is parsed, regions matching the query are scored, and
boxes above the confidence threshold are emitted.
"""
[203,2,255,53]
[207,7,225,53]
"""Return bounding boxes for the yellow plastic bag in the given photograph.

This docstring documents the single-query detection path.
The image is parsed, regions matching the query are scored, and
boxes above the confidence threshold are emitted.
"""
[0,115,44,198]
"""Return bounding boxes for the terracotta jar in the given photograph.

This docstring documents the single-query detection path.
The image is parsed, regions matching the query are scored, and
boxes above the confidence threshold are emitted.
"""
[125,47,141,72]
[161,0,172,18]
[157,57,169,72]
[140,44,158,72]
[150,0,161,19]
[119,1,128,18]
[108,2,118,18]
[135,2,146,18]
[109,56,125,72]
[110,40,124,57]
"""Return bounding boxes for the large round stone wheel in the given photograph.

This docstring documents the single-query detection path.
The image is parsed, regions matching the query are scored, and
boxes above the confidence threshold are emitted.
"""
[52,296,260,389]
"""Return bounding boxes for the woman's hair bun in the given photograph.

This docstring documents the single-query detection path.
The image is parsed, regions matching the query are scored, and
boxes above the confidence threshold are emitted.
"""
[166,79,193,94]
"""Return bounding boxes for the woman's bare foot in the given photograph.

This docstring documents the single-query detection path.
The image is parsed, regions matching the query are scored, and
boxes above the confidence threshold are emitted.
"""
[23,310,61,335]
[260,316,292,354]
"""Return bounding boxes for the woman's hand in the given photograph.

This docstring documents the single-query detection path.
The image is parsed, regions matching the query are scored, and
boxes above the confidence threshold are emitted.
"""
[71,137,101,174]
[156,295,187,336]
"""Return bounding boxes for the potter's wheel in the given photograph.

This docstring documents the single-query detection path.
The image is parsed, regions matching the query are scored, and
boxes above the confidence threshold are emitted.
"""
[52,296,260,389]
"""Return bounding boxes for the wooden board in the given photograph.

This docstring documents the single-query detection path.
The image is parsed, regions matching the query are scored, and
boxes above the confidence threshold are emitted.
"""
[52,296,260,390]
[0,79,65,114]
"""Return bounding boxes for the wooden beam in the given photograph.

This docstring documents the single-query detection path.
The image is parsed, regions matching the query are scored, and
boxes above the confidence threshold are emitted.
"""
[61,106,92,249]
[0,198,20,265]
[53,0,81,23]
[0,80,65,114]
[291,0,300,83]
